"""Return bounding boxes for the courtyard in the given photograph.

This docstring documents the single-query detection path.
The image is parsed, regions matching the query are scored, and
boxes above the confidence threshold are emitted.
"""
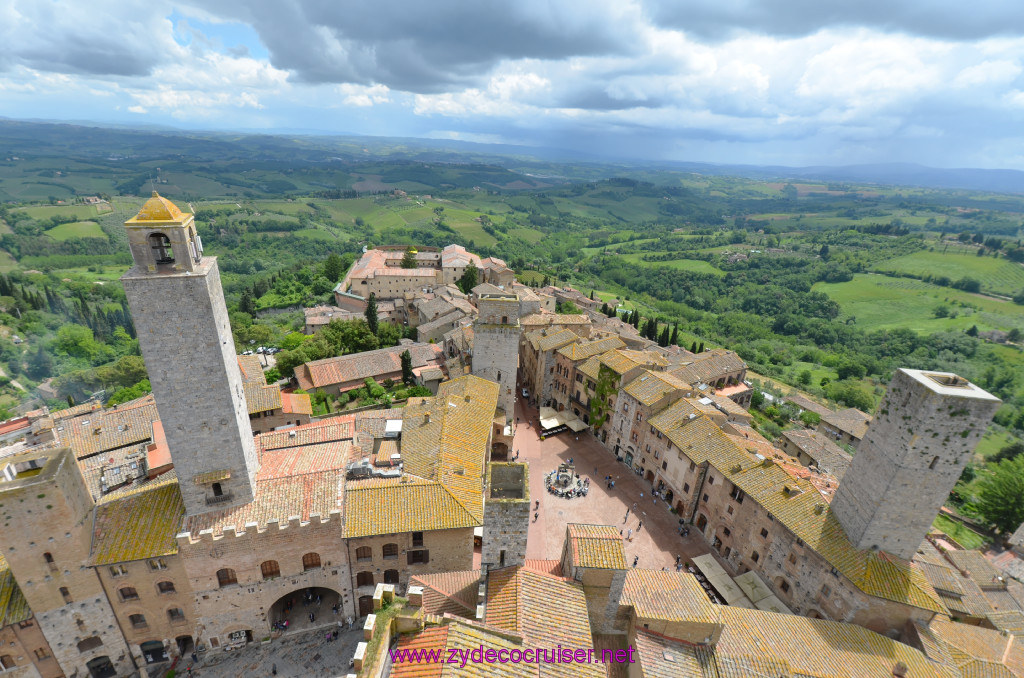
[513,399,714,571]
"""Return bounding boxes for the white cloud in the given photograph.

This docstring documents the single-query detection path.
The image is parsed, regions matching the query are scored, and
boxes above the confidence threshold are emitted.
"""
[336,83,390,107]
[128,105,148,114]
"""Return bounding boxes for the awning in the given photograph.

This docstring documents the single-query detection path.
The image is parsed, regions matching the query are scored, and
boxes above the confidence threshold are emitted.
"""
[691,554,754,606]
[755,594,793,615]
[734,571,773,604]
[566,418,588,432]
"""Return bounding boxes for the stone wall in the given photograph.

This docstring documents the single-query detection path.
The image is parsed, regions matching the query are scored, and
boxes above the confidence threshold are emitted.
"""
[176,513,352,646]
[0,617,61,678]
[473,296,520,420]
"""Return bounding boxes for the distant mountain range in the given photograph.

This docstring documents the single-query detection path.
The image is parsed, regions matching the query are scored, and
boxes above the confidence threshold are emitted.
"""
[2,117,1024,194]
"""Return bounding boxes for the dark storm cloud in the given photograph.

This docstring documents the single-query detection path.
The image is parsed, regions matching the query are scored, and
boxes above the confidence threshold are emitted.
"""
[187,0,638,91]
[645,0,1024,41]
[1,3,163,76]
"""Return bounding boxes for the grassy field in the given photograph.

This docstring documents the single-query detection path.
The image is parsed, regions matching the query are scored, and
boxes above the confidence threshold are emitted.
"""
[932,514,988,549]
[45,220,106,240]
[508,227,545,244]
[874,250,1024,296]
[619,253,725,276]
[814,274,1024,333]
[16,204,103,220]
[974,427,1018,461]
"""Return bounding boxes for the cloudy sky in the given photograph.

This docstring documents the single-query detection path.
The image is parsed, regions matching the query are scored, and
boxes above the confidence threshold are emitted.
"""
[3,0,1024,168]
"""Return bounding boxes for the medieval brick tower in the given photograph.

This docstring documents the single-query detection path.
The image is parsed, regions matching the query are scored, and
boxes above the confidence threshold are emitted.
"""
[472,293,520,422]
[121,193,258,516]
[831,369,1000,560]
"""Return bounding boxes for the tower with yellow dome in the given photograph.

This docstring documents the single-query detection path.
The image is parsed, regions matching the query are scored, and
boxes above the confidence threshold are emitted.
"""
[121,192,259,516]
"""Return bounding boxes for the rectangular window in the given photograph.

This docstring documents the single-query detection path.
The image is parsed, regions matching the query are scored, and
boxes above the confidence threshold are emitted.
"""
[821,584,831,598]
[689,462,696,472]
[59,587,72,604]
[702,494,708,503]
[723,527,731,537]
[148,558,168,571]
[109,565,128,578]
[662,461,667,470]
[751,551,760,563]
[34,648,50,660]
[649,426,655,434]
[760,528,768,538]
[412,532,424,548]
[407,550,429,565]
[730,487,745,504]
[683,483,690,493]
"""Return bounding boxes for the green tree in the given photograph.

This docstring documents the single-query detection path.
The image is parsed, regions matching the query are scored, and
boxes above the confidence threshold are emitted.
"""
[750,390,765,409]
[819,244,830,259]
[975,455,1024,534]
[239,289,257,316]
[457,263,478,294]
[401,349,413,385]
[400,246,417,269]
[966,324,979,337]
[799,411,821,427]
[697,342,705,353]
[1009,328,1022,343]
[323,252,345,282]
[670,323,679,346]
[658,325,670,347]
[365,293,379,335]
[797,369,812,386]
[27,346,52,380]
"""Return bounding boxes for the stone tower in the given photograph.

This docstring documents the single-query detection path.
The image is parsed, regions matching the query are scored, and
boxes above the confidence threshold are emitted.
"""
[472,293,520,422]
[121,193,258,516]
[482,462,530,573]
[0,448,134,678]
[832,369,1000,559]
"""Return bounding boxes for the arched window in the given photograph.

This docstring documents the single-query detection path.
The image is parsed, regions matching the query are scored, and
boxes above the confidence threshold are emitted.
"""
[382,543,399,560]
[128,613,147,629]
[384,569,400,584]
[118,586,139,602]
[929,456,939,470]
[356,571,374,587]
[260,561,280,580]
[216,568,237,588]
[302,553,321,571]
[156,581,175,595]
[44,552,56,572]
[212,482,223,497]
[0,655,14,669]
[167,608,186,623]
[149,233,174,264]
[355,546,372,562]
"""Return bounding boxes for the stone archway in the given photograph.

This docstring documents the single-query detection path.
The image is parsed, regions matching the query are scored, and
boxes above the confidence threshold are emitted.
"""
[269,586,347,634]
[176,636,194,656]
[86,656,116,678]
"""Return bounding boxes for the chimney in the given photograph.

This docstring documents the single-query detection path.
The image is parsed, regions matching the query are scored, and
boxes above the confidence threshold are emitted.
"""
[892,661,908,677]
[424,412,430,424]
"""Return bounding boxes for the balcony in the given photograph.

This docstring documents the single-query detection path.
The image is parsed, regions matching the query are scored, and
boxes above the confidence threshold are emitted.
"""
[206,492,234,506]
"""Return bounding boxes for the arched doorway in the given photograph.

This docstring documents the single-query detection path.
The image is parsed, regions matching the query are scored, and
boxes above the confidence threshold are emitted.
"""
[269,587,347,633]
[86,656,116,678]
[492,442,509,461]
[696,513,708,533]
[806,609,824,619]
[645,470,654,482]
[624,450,634,467]
[140,640,168,664]
[176,636,194,656]
[664,489,674,504]
[358,595,374,617]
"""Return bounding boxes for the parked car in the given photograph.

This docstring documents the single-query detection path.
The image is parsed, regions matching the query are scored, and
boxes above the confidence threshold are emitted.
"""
[242,350,254,355]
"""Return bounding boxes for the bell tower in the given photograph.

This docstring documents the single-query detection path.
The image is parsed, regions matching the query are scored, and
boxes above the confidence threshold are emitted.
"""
[121,193,258,516]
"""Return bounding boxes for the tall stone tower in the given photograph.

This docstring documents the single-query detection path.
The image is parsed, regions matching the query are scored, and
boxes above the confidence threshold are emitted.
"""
[482,462,530,573]
[832,369,1000,559]
[472,293,520,422]
[121,193,258,516]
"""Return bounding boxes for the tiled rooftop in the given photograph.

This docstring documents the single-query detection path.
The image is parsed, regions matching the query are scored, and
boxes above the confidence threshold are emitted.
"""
[822,408,872,439]
[410,570,480,619]
[670,348,747,386]
[91,473,184,565]
[59,396,158,460]
[566,524,627,570]
[620,570,719,624]
[237,354,266,384]
[0,554,31,626]
[296,343,442,390]
[557,337,626,361]
[244,382,282,414]
[916,617,1024,677]
[256,417,352,453]
[623,370,690,406]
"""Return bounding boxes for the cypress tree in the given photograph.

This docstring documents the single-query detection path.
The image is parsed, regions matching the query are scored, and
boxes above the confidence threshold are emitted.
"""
[670,323,679,346]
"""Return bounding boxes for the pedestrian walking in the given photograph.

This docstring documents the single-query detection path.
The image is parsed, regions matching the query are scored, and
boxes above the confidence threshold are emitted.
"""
[593,466,598,475]
[637,520,643,532]
[534,512,539,522]
[623,512,629,523]
[627,528,633,540]
[309,612,315,623]
[191,652,198,664]
[272,663,277,675]
[632,502,637,511]
[633,555,639,567]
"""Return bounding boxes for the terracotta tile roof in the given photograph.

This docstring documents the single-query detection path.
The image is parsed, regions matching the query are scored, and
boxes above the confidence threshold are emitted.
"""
[59,397,158,460]
[556,336,625,362]
[410,570,480,618]
[822,407,872,439]
[485,567,599,670]
[623,370,690,406]
[784,392,834,418]
[577,356,602,381]
[656,414,945,613]
[391,625,450,678]
[237,354,266,384]
[183,442,348,536]
[634,606,959,678]
[566,524,627,570]
[0,554,31,626]
[296,343,443,390]
[780,428,852,476]
[621,570,719,624]
[91,473,184,565]
[344,377,498,538]
[51,401,102,420]
[344,477,478,538]
[280,391,312,415]
[530,329,578,353]
[245,382,282,414]
[596,350,643,375]
[520,313,590,327]
[670,349,747,385]
[256,418,352,453]
[523,560,562,576]
[945,549,1005,590]
[374,439,400,466]
[917,617,1024,677]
